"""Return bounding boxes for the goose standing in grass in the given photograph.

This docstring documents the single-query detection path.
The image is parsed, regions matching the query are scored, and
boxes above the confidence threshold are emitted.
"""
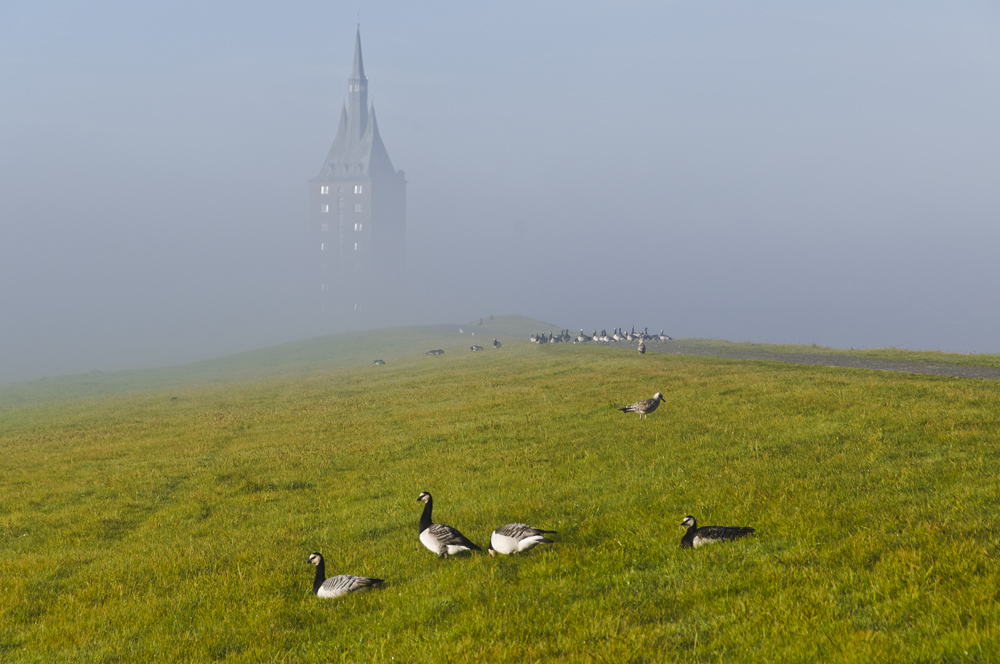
[679,516,755,549]
[637,341,646,355]
[493,337,502,349]
[618,392,664,419]
[417,492,482,558]
[487,523,557,556]
[307,552,384,598]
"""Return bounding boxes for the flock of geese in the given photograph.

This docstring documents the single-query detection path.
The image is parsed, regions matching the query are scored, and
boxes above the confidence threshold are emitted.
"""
[530,326,672,347]
[371,326,664,366]
[309,488,756,598]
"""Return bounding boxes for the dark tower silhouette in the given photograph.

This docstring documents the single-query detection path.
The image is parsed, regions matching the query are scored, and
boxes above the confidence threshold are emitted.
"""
[310,27,406,319]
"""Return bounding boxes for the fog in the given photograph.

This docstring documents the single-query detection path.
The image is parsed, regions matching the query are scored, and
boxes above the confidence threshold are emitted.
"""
[3,1,999,383]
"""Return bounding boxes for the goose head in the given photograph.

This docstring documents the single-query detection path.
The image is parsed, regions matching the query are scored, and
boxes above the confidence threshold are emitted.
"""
[417,491,432,504]
[681,516,697,528]
[308,552,324,566]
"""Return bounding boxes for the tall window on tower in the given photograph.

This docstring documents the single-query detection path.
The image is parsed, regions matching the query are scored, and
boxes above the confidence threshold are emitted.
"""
[320,185,329,195]
[354,185,363,194]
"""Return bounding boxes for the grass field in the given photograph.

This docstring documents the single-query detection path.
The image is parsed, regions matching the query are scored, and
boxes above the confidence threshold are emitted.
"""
[2,317,999,662]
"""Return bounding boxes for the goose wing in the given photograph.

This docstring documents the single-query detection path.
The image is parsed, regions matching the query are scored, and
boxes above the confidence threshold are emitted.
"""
[427,523,481,551]
[494,523,557,540]
[692,525,755,547]
[319,574,384,597]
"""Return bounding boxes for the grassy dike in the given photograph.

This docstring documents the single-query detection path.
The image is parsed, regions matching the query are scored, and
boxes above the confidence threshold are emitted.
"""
[2,320,999,662]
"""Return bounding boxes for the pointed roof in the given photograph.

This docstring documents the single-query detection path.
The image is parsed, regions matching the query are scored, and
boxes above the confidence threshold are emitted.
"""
[350,26,366,82]
[365,103,397,179]
[311,31,398,183]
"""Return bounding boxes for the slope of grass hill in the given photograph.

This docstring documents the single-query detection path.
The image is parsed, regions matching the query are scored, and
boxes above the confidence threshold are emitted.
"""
[2,315,999,662]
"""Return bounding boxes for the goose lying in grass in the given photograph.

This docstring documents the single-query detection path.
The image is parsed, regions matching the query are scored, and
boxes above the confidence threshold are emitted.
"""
[618,392,664,419]
[679,515,755,549]
[417,491,482,558]
[307,552,384,598]
[488,523,557,556]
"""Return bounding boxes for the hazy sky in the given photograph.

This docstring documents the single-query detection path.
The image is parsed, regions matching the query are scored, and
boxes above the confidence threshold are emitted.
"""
[3,1,999,382]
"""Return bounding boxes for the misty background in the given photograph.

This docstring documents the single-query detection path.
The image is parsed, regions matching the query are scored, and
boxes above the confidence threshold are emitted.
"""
[2,1,999,384]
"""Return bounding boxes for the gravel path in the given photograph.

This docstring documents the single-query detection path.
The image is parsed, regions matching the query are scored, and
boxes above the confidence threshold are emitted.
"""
[643,340,1000,382]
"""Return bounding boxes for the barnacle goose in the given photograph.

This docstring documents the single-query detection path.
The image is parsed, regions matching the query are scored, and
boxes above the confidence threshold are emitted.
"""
[637,341,646,354]
[417,492,482,558]
[492,338,502,349]
[307,552,384,598]
[487,523,557,556]
[373,359,386,365]
[679,515,755,549]
[470,345,484,351]
[618,392,664,418]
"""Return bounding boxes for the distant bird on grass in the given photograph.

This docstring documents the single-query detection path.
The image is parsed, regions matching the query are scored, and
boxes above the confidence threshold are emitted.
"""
[417,492,481,558]
[618,392,664,419]
[372,359,385,365]
[493,338,502,349]
[307,552,384,598]
[426,349,445,356]
[488,523,557,556]
[637,341,646,354]
[470,345,484,351]
[679,516,755,549]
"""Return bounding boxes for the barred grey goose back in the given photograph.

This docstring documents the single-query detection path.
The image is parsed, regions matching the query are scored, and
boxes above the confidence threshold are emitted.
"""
[417,492,482,558]
[618,392,664,418]
[307,552,384,598]
[488,523,557,556]
[679,515,755,549]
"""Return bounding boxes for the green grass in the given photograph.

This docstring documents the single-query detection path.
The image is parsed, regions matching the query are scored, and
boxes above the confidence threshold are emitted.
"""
[2,317,1000,662]
[672,337,1000,369]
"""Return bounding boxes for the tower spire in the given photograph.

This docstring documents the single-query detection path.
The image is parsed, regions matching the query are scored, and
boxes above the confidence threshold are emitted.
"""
[347,26,368,141]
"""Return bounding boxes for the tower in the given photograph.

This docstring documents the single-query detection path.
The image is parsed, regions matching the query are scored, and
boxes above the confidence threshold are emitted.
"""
[310,27,406,318]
